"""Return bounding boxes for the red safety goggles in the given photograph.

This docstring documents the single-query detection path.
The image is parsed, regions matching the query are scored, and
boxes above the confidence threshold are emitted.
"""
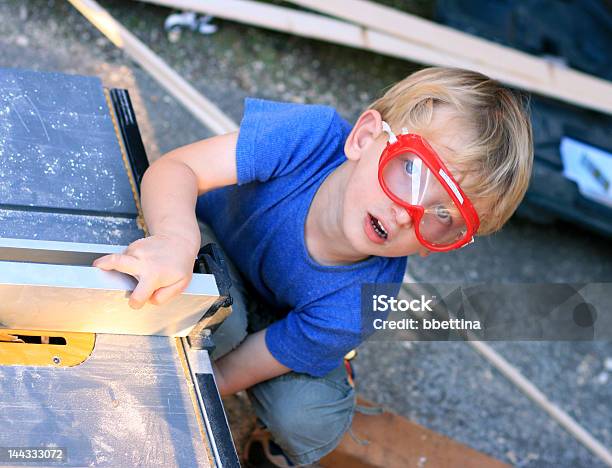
[377,122,480,252]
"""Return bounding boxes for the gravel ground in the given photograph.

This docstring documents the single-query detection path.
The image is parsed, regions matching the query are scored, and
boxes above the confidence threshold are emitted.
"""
[1,1,610,467]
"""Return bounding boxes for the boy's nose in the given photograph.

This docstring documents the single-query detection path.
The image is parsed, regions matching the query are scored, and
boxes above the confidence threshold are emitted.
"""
[392,204,412,228]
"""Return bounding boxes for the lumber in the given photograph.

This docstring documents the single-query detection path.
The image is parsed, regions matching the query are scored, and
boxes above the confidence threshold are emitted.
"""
[136,0,612,115]
[67,0,238,135]
[134,1,549,105]
[287,0,612,115]
[134,1,548,104]
[142,0,363,47]
[137,0,461,69]
[321,398,510,468]
[289,0,549,79]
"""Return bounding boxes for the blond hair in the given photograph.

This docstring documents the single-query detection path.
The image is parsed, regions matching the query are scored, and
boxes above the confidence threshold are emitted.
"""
[369,67,533,235]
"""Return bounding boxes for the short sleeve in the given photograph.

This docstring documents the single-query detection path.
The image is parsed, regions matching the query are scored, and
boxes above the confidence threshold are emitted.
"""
[263,257,407,378]
[235,98,341,185]
[265,304,361,377]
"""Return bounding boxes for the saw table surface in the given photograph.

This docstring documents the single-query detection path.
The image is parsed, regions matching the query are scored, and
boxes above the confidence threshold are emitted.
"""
[0,68,217,467]
[0,67,141,243]
[0,335,211,466]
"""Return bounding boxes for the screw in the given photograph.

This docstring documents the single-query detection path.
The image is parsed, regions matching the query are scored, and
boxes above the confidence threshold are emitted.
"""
[52,356,61,365]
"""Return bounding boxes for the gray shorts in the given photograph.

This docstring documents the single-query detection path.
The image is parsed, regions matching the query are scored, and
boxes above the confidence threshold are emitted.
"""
[199,223,355,465]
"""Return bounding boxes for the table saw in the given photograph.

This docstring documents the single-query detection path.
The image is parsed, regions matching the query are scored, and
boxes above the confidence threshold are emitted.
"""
[0,68,239,467]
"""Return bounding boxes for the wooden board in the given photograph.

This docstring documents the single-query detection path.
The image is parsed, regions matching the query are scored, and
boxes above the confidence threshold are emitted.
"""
[135,0,612,115]
[137,0,467,76]
[287,0,612,115]
[321,398,510,468]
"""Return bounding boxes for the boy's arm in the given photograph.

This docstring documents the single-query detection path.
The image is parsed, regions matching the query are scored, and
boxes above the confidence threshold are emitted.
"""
[93,132,239,308]
[213,329,291,396]
[139,131,240,249]
[94,133,292,389]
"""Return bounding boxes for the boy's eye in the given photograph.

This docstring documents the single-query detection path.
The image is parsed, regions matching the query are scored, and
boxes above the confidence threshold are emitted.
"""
[434,205,453,226]
[403,160,414,175]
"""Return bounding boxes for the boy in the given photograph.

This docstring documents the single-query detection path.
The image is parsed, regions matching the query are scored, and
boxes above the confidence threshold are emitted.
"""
[93,67,533,465]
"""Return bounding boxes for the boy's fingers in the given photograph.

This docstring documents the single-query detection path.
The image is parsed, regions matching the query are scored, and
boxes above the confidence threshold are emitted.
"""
[149,277,190,306]
[93,254,140,276]
[128,277,157,309]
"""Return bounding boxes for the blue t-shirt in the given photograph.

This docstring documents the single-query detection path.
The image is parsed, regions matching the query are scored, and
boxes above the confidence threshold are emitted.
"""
[196,98,407,377]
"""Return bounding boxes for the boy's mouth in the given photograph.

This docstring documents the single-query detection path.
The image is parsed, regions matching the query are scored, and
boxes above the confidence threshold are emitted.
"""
[366,213,388,243]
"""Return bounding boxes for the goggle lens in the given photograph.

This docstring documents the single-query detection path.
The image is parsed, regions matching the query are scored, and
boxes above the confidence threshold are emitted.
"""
[381,151,469,247]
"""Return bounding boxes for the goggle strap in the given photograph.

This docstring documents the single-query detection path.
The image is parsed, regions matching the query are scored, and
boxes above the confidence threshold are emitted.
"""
[381,121,397,144]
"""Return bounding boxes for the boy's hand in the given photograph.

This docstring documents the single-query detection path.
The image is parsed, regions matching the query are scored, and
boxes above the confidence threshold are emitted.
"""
[92,235,198,309]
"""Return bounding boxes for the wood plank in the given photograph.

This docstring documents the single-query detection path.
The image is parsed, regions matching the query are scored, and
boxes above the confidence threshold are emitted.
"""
[289,0,547,80]
[137,0,612,114]
[320,398,510,468]
[287,0,612,115]
[135,0,557,108]
[138,0,461,69]
[138,0,493,80]
[143,0,362,47]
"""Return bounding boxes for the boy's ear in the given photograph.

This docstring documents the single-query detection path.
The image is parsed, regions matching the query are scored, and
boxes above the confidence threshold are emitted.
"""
[344,109,384,161]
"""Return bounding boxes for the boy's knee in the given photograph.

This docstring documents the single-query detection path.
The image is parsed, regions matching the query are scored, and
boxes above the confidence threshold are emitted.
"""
[248,370,355,464]
[274,392,353,443]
